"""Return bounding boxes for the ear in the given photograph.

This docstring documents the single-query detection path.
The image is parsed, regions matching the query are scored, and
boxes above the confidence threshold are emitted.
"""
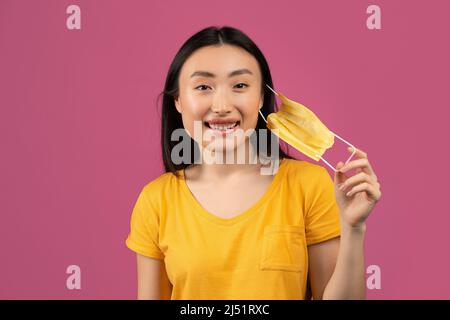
[174,96,182,114]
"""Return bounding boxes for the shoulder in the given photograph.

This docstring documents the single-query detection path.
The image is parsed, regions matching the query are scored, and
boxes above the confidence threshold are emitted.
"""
[282,158,328,178]
[139,170,182,204]
[281,158,333,193]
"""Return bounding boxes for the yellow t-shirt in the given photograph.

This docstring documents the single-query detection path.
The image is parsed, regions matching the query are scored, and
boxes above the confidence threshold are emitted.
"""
[125,158,341,300]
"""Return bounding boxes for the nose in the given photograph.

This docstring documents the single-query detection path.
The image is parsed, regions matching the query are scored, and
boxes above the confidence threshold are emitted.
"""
[210,89,232,114]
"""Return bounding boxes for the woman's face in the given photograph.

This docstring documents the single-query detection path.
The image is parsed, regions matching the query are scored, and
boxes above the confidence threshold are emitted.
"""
[174,44,264,158]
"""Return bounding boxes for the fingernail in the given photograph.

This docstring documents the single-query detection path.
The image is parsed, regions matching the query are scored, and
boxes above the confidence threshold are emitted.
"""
[339,184,345,191]
[346,191,352,196]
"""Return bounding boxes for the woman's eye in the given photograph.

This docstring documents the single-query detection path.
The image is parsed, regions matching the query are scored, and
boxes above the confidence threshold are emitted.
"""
[234,83,248,89]
[195,85,211,91]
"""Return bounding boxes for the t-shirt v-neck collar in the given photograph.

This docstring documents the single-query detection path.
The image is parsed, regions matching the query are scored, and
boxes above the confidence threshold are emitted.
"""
[178,158,288,226]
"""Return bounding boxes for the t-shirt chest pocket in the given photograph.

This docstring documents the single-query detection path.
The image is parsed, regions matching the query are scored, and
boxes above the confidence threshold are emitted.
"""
[260,225,307,273]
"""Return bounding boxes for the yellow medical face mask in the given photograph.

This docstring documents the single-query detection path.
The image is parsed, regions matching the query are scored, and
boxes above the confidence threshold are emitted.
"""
[260,84,357,172]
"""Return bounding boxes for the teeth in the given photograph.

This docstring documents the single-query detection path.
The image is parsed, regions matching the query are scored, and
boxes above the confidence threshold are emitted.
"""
[208,122,237,130]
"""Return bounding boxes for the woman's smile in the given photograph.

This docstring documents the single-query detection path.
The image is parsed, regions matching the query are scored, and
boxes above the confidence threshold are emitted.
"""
[203,119,241,137]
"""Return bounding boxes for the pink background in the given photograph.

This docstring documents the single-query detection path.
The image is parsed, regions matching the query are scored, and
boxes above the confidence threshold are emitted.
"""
[1,0,449,299]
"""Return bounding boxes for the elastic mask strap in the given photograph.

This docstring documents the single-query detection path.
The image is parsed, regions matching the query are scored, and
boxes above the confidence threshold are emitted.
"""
[259,109,268,124]
[260,84,278,124]
[265,84,279,96]
[317,132,357,172]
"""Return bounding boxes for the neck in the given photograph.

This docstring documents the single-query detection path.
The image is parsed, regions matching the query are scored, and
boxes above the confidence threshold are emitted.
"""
[194,138,267,180]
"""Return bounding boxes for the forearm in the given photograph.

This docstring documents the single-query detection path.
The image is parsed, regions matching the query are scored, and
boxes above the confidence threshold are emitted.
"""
[322,222,367,300]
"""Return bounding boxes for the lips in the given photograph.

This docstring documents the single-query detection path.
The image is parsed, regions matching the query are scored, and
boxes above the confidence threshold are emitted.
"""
[204,120,240,130]
[203,120,241,136]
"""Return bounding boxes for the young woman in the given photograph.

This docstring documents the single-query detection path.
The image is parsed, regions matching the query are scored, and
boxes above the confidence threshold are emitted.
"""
[125,26,382,300]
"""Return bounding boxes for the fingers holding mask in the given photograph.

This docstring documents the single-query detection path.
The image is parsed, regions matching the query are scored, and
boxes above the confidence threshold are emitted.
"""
[338,171,375,194]
[337,147,381,200]
[339,147,377,181]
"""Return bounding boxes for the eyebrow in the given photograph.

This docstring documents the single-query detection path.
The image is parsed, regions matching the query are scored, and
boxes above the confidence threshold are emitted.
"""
[190,68,253,78]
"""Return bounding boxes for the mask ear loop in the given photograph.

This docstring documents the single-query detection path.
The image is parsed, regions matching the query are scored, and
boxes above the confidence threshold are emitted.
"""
[259,83,279,124]
[264,84,357,172]
[265,83,279,97]
[317,133,357,173]
[259,109,268,123]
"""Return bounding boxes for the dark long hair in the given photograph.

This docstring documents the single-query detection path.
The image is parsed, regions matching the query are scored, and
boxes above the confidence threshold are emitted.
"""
[160,26,292,177]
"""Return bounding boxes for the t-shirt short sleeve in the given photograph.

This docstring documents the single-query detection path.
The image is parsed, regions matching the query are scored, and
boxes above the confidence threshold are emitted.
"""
[125,187,164,259]
[304,166,341,246]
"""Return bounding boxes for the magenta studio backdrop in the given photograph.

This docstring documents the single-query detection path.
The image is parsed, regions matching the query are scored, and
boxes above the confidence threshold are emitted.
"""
[1,0,449,299]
